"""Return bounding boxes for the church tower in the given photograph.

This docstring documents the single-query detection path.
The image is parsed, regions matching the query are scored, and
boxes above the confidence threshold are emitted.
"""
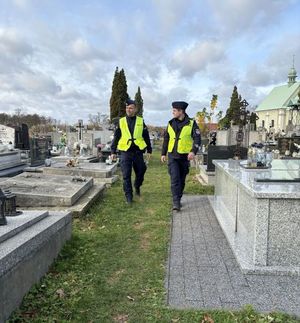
[288,56,297,86]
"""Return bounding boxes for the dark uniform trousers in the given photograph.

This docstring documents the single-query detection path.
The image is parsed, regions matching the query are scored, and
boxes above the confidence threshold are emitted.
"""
[168,155,189,204]
[120,151,147,198]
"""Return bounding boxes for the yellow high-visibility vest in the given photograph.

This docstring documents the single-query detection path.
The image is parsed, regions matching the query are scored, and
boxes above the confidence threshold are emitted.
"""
[117,116,147,151]
[167,119,193,154]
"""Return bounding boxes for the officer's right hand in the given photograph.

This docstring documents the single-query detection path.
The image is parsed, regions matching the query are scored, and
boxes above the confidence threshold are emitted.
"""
[111,154,116,161]
[161,155,167,163]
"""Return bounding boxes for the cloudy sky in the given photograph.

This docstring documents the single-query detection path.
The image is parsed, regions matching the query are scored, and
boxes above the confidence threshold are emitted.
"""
[0,0,299,126]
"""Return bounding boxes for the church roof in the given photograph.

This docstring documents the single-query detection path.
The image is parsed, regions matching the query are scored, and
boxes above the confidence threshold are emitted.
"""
[255,81,300,112]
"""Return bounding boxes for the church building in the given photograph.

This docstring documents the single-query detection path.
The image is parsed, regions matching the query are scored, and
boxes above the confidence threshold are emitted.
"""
[255,64,300,132]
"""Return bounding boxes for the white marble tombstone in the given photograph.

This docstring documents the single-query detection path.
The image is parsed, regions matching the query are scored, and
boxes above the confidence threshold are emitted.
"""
[216,130,229,146]
[0,125,15,146]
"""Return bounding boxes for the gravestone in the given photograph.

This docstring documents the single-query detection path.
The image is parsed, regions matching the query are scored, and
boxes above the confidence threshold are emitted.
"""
[249,130,265,145]
[67,132,78,151]
[216,130,229,146]
[51,132,62,146]
[29,137,49,166]
[0,125,15,146]
[206,145,248,171]
[92,129,114,144]
[14,124,30,150]
[82,132,93,149]
[229,125,240,145]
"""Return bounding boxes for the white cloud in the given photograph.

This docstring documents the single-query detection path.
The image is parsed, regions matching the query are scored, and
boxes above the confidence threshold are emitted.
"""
[12,0,30,9]
[246,64,273,87]
[152,0,188,36]
[0,0,299,126]
[15,72,62,94]
[171,40,225,77]
[245,32,300,87]
[0,28,32,55]
[68,37,114,63]
[207,0,294,34]
[0,28,33,74]
[70,38,92,59]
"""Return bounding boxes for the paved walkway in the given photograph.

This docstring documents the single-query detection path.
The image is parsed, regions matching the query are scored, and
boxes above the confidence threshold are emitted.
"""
[166,195,300,317]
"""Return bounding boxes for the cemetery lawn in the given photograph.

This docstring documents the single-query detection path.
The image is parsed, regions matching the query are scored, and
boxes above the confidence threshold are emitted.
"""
[9,151,298,323]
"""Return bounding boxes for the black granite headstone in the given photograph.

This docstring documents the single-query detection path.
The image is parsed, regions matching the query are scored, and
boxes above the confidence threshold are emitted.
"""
[14,124,30,149]
[206,145,247,171]
[30,137,49,166]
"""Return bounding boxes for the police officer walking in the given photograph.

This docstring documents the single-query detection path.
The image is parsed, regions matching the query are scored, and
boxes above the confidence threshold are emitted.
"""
[111,99,152,204]
[161,101,201,211]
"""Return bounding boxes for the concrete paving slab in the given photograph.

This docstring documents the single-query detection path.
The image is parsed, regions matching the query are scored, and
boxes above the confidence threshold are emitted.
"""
[166,195,300,317]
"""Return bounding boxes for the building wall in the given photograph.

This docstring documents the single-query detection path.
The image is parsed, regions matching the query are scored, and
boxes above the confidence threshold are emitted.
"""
[256,109,292,132]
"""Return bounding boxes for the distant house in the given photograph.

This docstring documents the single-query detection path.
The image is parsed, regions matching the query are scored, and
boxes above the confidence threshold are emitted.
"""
[255,65,300,131]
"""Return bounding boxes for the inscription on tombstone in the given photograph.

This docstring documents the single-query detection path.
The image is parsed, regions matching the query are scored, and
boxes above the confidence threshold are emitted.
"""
[82,133,94,149]
[0,125,15,145]
[30,137,48,166]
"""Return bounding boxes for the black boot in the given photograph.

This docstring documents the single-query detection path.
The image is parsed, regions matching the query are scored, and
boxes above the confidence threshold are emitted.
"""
[172,201,181,211]
[135,187,141,196]
[126,196,133,205]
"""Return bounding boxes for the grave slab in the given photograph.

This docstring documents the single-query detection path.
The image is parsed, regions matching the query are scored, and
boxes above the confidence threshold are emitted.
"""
[51,155,98,163]
[43,161,118,178]
[0,172,93,207]
[21,183,106,216]
[0,210,72,323]
[0,151,27,177]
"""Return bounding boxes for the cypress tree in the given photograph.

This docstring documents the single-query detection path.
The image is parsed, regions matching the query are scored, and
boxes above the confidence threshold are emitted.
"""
[250,112,259,130]
[109,67,120,121]
[118,69,129,117]
[135,86,143,116]
[220,86,241,128]
[228,86,241,125]
[109,67,130,120]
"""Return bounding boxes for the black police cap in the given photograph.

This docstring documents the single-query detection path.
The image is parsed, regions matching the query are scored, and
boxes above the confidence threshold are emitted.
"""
[126,99,136,106]
[172,101,188,110]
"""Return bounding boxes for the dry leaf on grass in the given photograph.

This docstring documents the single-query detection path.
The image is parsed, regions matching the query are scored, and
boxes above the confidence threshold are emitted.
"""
[113,314,129,323]
[201,314,214,323]
[56,288,65,298]
[126,295,135,301]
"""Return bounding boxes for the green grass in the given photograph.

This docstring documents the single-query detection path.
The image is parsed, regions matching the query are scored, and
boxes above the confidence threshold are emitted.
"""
[8,151,299,322]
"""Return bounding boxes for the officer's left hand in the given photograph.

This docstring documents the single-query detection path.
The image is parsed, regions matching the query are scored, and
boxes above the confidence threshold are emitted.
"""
[187,152,195,161]
[146,153,151,161]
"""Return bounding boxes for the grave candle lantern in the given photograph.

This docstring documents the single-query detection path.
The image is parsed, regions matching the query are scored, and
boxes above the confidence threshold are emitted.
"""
[3,189,22,217]
[0,188,7,225]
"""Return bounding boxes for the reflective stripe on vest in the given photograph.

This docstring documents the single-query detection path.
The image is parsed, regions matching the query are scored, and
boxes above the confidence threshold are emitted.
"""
[167,119,193,154]
[117,116,147,151]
